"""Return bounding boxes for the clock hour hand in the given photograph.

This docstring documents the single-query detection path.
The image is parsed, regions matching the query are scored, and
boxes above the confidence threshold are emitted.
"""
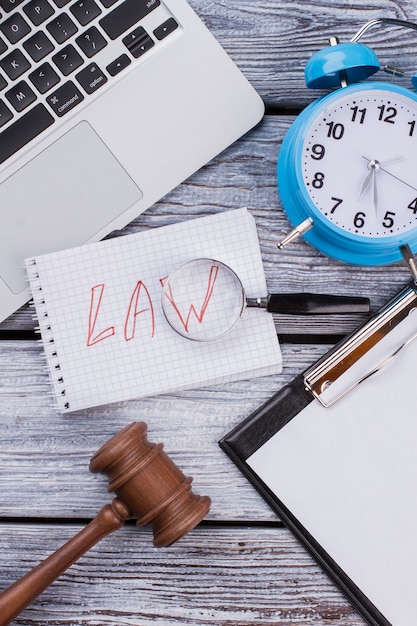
[358,168,374,200]
[359,157,379,214]
[361,155,415,193]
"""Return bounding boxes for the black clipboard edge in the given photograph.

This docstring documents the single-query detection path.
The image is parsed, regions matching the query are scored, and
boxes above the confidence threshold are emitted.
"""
[219,379,391,626]
[219,374,312,459]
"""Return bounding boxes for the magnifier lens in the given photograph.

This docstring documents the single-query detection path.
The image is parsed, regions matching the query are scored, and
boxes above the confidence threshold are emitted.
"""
[162,258,245,341]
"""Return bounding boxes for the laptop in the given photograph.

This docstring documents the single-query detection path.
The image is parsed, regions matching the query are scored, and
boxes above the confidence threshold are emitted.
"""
[0,0,264,323]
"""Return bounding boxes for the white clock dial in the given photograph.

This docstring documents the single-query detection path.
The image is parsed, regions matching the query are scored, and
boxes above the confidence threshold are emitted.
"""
[302,88,417,238]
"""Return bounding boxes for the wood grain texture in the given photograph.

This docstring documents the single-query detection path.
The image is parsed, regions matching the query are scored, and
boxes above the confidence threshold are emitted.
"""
[1,0,415,623]
[192,0,417,106]
[0,116,410,332]
[0,524,367,625]
[0,341,328,521]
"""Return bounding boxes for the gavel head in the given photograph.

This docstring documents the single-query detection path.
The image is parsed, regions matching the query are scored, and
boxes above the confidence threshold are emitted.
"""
[89,422,211,547]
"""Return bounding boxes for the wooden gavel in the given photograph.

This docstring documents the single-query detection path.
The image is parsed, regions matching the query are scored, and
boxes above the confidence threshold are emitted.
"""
[0,422,211,625]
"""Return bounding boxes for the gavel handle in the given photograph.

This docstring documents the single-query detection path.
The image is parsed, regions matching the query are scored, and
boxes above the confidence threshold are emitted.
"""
[0,498,131,626]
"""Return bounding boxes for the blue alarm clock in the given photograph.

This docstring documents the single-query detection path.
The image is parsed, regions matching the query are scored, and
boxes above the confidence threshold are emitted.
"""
[277,18,417,266]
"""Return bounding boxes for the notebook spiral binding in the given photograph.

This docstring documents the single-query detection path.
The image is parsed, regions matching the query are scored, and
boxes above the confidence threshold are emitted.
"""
[26,258,69,411]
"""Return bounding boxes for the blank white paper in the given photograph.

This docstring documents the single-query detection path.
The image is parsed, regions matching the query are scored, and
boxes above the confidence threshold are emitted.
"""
[248,309,417,626]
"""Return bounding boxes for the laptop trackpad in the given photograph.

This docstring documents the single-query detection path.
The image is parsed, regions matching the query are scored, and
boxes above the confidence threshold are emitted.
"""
[0,121,142,294]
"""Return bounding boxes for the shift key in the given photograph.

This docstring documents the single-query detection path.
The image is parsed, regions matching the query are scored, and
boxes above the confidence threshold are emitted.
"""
[47,81,84,117]
[0,104,54,165]
[99,0,160,40]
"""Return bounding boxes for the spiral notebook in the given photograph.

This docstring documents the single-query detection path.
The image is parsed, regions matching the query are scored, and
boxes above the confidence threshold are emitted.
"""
[25,209,282,412]
[220,283,417,626]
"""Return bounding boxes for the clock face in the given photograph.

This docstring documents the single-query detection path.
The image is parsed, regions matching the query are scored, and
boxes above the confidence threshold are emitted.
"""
[301,87,417,238]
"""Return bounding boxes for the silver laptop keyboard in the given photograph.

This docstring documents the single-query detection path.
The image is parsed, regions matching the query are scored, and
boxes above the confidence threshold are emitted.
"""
[0,0,178,165]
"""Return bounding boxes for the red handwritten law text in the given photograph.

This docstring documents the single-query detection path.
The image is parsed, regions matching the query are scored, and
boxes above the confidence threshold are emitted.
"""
[124,281,155,341]
[86,265,219,346]
[87,284,115,346]
[160,264,219,333]
[87,281,154,346]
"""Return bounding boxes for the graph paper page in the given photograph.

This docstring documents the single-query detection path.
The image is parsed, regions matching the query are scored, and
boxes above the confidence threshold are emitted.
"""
[26,209,281,412]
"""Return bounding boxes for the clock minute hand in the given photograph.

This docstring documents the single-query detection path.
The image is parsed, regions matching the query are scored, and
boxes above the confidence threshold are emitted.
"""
[373,167,378,213]
[361,155,416,192]
[379,165,417,193]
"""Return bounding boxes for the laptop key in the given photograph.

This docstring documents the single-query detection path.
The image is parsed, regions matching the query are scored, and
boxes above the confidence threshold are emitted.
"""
[0,49,31,81]
[122,26,154,59]
[75,25,107,57]
[1,13,31,44]
[0,0,25,13]
[52,43,83,75]
[98,0,117,7]
[29,62,60,93]
[23,0,55,26]
[6,80,36,112]
[70,0,101,26]
[0,37,7,56]
[0,103,54,164]
[23,31,55,62]
[153,18,178,41]
[76,62,107,93]
[106,53,130,76]
[0,99,13,128]
[46,80,84,116]
[47,13,78,43]
[99,0,160,40]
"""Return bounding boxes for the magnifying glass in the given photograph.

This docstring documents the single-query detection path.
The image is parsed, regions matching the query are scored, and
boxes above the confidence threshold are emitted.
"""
[161,258,370,342]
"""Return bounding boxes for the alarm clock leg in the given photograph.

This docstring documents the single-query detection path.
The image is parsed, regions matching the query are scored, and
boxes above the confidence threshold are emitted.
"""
[400,244,417,285]
[277,217,313,249]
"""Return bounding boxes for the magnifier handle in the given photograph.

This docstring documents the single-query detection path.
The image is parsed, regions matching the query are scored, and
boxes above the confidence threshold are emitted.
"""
[265,293,370,315]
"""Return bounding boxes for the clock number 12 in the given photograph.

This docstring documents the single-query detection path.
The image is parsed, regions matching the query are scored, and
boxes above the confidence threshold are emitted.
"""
[377,105,397,124]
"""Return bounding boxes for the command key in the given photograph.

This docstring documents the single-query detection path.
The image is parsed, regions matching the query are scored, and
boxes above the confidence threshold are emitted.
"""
[47,81,85,117]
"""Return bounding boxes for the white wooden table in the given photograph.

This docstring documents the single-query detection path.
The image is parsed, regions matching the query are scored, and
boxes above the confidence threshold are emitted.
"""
[1,1,416,623]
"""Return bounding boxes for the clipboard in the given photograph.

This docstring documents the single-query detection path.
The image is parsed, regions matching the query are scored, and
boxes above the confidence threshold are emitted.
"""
[220,282,417,626]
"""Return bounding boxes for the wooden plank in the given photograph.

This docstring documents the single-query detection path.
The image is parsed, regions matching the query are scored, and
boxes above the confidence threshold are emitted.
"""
[0,524,367,625]
[1,3,415,331]
[0,116,410,332]
[1,4,415,625]
[0,341,329,521]
[189,0,417,106]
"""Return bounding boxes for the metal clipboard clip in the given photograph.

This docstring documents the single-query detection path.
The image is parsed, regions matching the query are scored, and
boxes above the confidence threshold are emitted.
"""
[304,282,417,408]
